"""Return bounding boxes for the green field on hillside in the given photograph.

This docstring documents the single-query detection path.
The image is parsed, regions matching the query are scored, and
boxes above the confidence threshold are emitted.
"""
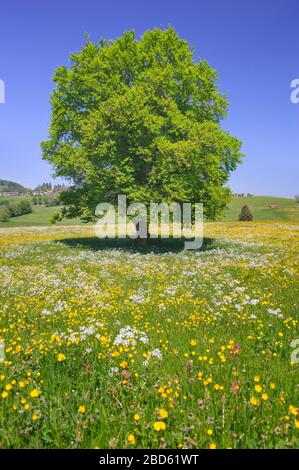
[0,205,83,227]
[223,196,299,222]
[0,196,298,227]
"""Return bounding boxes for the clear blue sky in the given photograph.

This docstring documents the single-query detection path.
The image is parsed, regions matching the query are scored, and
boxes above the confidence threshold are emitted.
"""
[0,0,298,196]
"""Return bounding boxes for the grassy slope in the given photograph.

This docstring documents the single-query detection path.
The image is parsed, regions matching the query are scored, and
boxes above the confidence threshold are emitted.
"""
[222,196,299,222]
[0,205,83,227]
[0,196,298,227]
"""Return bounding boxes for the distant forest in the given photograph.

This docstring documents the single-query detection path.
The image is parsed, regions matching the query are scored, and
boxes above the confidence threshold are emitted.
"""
[0,179,27,193]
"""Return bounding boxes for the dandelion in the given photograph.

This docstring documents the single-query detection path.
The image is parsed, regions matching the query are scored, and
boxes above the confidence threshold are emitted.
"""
[32,414,39,421]
[57,353,66,362]
[133,413,140,421]
[30,389,40,398]
[1,391,8,399]
[154,421,166,431]
[254,385,262,393]
[261,393,269,401]
[159,408,168,419]
[209,443,217,449]
[78,405,86,414]
[120,361,128,369]
[207,429,213,436]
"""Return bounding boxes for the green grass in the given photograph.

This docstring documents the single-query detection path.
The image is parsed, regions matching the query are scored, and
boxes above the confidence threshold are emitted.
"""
[0,196,298,227]
[0,205,83,227]
[222,196,299,222]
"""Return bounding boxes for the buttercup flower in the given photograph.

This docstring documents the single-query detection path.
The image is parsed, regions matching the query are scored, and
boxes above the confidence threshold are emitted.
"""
[128,434,136,445]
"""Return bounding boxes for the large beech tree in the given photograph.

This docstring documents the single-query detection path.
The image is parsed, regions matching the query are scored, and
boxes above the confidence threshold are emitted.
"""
[42,27,242,224]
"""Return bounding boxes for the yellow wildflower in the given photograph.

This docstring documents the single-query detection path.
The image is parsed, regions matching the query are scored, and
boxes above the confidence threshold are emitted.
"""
[127,434,136,444]
[289,405,298,416]
[159,408,168,419]
[250,396,259,406]
[154,421,166,431]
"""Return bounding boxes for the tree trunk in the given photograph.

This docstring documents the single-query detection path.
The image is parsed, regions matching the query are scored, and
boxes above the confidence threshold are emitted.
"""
[134,221,150,247]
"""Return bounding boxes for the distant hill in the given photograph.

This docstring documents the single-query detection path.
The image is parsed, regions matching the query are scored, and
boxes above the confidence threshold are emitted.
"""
[0,179,28,193]
[222,196,299,222]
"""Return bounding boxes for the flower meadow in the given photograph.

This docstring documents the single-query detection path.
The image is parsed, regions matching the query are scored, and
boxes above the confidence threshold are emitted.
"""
[0,222,298,449]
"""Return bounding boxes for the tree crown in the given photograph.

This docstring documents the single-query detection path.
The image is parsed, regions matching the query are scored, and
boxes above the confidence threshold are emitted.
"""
[42,27,242,220]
